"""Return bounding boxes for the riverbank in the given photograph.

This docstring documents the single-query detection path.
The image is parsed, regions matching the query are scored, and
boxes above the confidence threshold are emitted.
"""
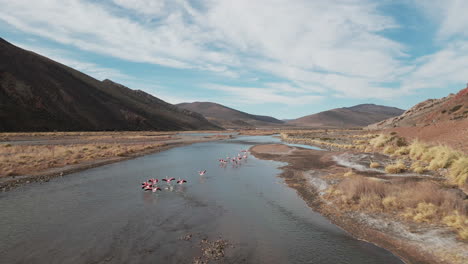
[250,143,468,264]
[0,131,231,191]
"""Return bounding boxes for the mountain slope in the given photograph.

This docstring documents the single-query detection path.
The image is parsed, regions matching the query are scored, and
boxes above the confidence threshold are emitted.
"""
[0,38,220,131]
[367,86,468,129]
[366,86,468,152]
[288,104,404,128]
[176,102,284,128]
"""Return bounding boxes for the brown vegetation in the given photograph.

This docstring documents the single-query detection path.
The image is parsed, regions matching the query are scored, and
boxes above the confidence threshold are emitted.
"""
[328,175,468,240]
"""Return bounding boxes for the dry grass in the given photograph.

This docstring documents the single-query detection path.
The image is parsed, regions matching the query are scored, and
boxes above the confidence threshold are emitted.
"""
[443,212,468,240]
[370,134,390,148]
[330,176,468,239]
[448,157,468,187]
[369,162,380,168]
[383,145,397,154]
[385,160,406,174]
[402,202,438,223]
[370,135,467,187]
[0,142,166,177]
[394,146,410,156]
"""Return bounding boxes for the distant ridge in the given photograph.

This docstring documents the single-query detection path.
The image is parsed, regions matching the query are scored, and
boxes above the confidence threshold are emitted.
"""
[0,38,221,131]
[287,104,404,128]
[176,102,284,128]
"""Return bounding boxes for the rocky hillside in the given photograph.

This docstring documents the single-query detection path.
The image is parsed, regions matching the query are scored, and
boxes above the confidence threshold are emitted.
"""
[176,102,284,128]
[287,104,404,128]
[367,86,468,129]
[0,38,220,131]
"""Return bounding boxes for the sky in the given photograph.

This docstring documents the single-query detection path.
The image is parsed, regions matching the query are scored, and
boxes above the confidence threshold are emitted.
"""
[1,0,467,119]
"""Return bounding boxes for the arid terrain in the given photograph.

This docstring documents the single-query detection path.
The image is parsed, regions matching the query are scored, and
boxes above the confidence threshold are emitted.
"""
[255,128,467,264]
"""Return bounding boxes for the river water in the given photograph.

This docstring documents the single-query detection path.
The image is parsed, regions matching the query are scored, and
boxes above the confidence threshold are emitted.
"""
[0,136,403,263]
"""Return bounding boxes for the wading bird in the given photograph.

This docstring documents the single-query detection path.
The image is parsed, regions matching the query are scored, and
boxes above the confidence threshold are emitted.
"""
[198,170,206,176]
[162,176,176,183]
[176,178,187,184]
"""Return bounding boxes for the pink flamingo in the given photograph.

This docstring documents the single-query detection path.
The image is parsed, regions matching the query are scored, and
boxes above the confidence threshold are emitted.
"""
[152,186,162,192]
[198,170,206,176]
[148,178,158,184]
[162,176,175,183]
[141,181,152,189]
[176,177,187,184]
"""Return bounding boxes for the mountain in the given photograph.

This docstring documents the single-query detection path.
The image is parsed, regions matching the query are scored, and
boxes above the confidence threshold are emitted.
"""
[176,102,284,128]
[0,38,220,131]
[366,86,468,152]
[367,86,468,130]
[287,104,405,128]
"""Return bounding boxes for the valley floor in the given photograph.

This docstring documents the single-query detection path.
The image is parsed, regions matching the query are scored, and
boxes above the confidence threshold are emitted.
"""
[0,131,231,191]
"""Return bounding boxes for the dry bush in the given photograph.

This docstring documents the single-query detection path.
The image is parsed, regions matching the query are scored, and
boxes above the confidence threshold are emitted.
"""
[382,196,401,210]
[402,202,438,223]
[448,157,468,187]
[409,140,428,160]
[369,162,380,168]
[383,146,397,154]
[394,146,410,156]
[370,134,390,148]
[410,161,426,174]
[424,146,462,170]
[443,212,468,240]
[385,160,406,174]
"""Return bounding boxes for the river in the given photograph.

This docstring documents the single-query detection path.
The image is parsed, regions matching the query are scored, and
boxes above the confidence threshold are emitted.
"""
[0,135,403,263]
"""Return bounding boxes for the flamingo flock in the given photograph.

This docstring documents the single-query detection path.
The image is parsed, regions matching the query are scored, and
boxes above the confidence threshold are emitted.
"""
[140,148,250,193]
[219,149,249,167]
[141,175,187,193]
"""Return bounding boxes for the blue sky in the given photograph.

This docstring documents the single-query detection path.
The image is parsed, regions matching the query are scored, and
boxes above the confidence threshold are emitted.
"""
[1,0,467,119]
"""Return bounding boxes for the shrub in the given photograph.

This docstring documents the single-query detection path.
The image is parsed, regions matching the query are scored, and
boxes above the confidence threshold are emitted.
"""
[370,134,390,148]
[411,161,425,174]
[443,211,468,240]
[409,140,428,160]
[412,202,438,223]
[448,157,468,187]
[385,160,406,174]
[382,196,400,209]
[383,146,396,154]
[369,162,380,168]
[394,146,410,156]
[425,146,462,170]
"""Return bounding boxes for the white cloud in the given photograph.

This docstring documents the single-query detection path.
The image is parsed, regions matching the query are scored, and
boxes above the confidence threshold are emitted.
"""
[1,0,467,103]
[205,83,323,105]
[11,42,131,81]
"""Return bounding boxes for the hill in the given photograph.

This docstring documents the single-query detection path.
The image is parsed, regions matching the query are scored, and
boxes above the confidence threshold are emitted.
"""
[287,104,404,128]
[367,87,468,129]
[366,86,468,152]
[176,102,284,128]
[0,38,220,131]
